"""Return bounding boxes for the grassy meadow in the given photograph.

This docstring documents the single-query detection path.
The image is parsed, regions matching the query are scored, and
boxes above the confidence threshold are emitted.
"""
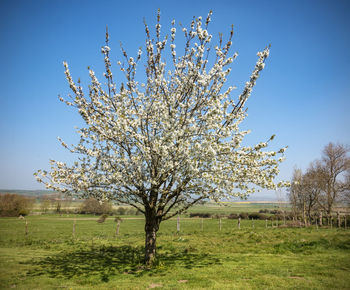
[0,203,349,289]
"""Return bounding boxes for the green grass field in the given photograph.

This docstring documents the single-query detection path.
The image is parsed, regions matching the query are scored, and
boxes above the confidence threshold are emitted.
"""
[0,205,349,289]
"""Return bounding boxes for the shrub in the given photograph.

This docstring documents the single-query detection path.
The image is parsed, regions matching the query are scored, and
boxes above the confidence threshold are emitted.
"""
[125,208,143,215]
[274,214,284,220]
[285,212,294,220]
[341,215,350,227]
[269,215,277,220]
[59,208,79,214]
[227,213,239,219]
[239,212,249,219]
[97,213,109,223]
[116,207,127,215]
[189,212,211,218]
[270,209,282,215]
[79,198,113,215]
[0,194,34,217]
[248,212,268,220]
[114,216,123,222]
[213,214,225,219]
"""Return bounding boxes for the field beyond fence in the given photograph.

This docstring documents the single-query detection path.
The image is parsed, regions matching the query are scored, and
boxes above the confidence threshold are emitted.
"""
[0,203,349,289]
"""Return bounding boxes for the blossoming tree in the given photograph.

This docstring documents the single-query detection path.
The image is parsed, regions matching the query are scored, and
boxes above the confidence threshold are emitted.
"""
[35,11,287,265]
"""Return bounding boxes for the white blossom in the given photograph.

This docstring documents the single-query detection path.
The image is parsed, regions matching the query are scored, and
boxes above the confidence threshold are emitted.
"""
[36,12,287,221]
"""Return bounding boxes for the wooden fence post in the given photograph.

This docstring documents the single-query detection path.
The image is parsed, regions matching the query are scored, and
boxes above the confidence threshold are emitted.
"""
[265,219,268,228]
[25,220,28,236]
[345,215,347,230]
[73,218,76,239]
[330,216,333,229]
[319,212,323,226]
[238,217,241,230]
[116,220,121,236]
[177,215,180,232]
[219,218,222,231]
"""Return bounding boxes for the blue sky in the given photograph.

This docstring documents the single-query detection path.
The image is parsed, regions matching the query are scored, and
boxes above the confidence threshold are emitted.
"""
[0,0,349,200]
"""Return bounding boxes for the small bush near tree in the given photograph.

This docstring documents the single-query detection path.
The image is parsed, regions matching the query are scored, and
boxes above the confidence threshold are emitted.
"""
[0,194,34,217]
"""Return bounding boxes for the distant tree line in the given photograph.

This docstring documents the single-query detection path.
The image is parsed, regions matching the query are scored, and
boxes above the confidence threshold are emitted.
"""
[189,210,289,220]
[289,143,350,225]
[79,198,141,216]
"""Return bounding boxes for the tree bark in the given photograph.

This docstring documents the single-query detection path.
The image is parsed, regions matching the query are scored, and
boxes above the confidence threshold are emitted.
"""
[144,215,160,265]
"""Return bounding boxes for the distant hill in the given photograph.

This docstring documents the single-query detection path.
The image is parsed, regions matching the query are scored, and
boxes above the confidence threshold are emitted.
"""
[0,189,58,197]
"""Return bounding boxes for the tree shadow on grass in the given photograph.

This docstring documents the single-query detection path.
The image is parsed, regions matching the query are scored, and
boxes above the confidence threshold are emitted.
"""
[24,244,221,282]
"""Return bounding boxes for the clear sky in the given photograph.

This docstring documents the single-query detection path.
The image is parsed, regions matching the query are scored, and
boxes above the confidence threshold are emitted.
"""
[0,0,349,200]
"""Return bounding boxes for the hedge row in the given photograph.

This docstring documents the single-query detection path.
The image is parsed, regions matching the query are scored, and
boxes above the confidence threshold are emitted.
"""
[189,212,291,220]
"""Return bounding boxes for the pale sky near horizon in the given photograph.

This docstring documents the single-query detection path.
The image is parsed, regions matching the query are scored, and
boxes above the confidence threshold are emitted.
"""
[0,0,349,200]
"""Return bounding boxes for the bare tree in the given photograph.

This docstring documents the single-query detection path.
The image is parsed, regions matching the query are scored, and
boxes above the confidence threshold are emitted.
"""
[316,143,350,217]
[301,164,321,223]
[289,166,321,225]
[340,168,350,207]
[275,188,287,225]
[289,144,350,224]
[288,168,304,222]
[40,197,51,213]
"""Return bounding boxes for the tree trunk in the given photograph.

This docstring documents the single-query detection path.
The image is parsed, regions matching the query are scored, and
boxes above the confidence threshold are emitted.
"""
[144,215,160,265]
[72,219,76,239]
